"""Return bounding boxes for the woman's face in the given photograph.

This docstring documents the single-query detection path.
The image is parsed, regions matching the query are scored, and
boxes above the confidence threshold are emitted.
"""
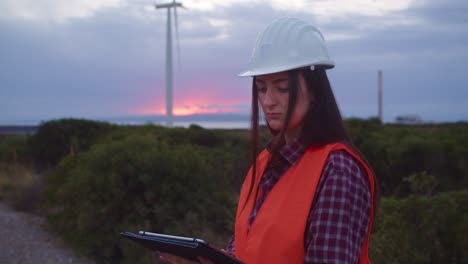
[255,71,312,139]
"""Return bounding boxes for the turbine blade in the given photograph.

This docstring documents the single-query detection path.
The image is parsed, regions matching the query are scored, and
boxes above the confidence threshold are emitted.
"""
[174,6,181,71]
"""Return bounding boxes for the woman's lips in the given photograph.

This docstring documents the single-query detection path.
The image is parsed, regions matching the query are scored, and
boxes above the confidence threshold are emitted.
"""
[266,113,282,119]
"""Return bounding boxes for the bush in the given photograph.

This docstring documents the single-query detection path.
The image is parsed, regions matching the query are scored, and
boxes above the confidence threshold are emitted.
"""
[20,119,467,263]
[0,135,40,213]
[370,190,468,264]
[28,118,115,171]
[0,135,31,164]
[345,120,468,196]
[43,130,237,263]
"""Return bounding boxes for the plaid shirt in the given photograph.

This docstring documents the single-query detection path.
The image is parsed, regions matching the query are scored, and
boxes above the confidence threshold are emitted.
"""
[227,141,371,264]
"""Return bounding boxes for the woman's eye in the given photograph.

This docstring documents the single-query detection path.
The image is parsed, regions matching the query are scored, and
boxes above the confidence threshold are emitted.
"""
[257,87,267,93]
[278,87,289,93]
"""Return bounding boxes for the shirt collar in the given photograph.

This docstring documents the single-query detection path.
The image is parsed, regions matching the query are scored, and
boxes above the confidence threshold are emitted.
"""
[266,139,306,166]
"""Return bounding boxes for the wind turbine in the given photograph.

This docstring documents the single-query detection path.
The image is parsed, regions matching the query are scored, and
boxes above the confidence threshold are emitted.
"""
[155,0,184,127]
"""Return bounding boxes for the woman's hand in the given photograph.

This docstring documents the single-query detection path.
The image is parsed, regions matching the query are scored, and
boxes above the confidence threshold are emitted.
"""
[158,252,213,264]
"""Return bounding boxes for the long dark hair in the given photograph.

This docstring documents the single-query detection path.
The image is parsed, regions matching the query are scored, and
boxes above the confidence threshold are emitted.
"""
[241,67,380,219]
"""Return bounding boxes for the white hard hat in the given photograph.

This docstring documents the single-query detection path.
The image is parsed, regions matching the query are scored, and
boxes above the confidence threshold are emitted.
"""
[238,17,335,77]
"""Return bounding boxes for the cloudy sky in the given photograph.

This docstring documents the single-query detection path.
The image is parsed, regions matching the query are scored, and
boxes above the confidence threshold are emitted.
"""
[1,0,467,124]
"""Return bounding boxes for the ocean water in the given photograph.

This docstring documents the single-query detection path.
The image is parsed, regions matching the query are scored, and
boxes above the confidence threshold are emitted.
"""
[172,121,253,129]
[0,116,266,130]
[0,120,260,135]
[120,120,252,129]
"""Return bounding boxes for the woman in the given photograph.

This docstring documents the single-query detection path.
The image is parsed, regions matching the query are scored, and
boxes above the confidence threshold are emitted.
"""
[160,17,378,264]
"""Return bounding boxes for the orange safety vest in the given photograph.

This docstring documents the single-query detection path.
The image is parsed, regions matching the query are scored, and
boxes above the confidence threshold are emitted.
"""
[234,143,375,264]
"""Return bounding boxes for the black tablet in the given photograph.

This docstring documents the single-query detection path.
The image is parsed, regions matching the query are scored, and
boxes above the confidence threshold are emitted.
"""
[120,231,243,264]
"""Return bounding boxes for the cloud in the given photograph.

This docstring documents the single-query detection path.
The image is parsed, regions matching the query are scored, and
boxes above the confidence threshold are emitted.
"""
[182,0,414,18]
[1,0,467,123]
[0,0,124,24]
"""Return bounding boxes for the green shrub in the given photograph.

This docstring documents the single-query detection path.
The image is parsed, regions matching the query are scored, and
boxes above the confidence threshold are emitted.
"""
[43,130,237,263]
[345,120,468,196]
[24,119,468,263]
[0,135,40,213]
[28,119,115,170]
[0,135,31,164]
[370,190,468,264]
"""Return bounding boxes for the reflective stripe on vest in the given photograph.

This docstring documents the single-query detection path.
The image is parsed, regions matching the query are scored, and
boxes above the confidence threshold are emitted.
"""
[234,143,375,264]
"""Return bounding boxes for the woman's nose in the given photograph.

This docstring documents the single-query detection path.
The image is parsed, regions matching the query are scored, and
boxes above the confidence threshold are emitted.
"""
[263,89,276,107]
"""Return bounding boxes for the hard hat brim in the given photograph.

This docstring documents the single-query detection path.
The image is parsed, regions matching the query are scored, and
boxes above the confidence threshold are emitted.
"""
[238,61,335,77]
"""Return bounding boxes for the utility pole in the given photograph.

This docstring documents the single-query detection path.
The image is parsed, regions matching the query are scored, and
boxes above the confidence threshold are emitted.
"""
[378,70,383,123]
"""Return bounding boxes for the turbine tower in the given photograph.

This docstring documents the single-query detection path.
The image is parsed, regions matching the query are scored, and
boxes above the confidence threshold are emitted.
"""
[155,0,184,127]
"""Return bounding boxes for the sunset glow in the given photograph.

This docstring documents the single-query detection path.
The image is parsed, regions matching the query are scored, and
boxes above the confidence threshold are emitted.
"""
[132,79,252,116]
[135,99,248,116]
[138,105,240,116]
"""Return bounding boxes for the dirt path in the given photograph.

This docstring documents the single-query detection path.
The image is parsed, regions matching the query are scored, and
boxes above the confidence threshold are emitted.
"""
[0,202,94,264]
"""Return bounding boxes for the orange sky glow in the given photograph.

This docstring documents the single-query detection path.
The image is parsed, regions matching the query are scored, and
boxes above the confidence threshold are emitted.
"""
[135,98,249,116]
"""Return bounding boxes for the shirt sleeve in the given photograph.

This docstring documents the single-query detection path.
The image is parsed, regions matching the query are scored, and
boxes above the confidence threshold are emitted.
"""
[226,234,236,257]
[304,151,371,264]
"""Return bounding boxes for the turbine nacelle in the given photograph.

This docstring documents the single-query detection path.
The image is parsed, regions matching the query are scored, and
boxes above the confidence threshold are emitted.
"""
[155,2,183,9]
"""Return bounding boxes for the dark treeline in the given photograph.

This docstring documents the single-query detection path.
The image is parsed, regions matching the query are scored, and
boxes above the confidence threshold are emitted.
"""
[0,118,467,263]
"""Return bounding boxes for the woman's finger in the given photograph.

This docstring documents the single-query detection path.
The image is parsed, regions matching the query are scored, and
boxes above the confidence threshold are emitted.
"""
[159,252,198,264]
[197,256,214,264]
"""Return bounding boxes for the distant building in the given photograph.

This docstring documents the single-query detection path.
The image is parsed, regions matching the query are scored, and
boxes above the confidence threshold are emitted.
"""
[395,115,424,124]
